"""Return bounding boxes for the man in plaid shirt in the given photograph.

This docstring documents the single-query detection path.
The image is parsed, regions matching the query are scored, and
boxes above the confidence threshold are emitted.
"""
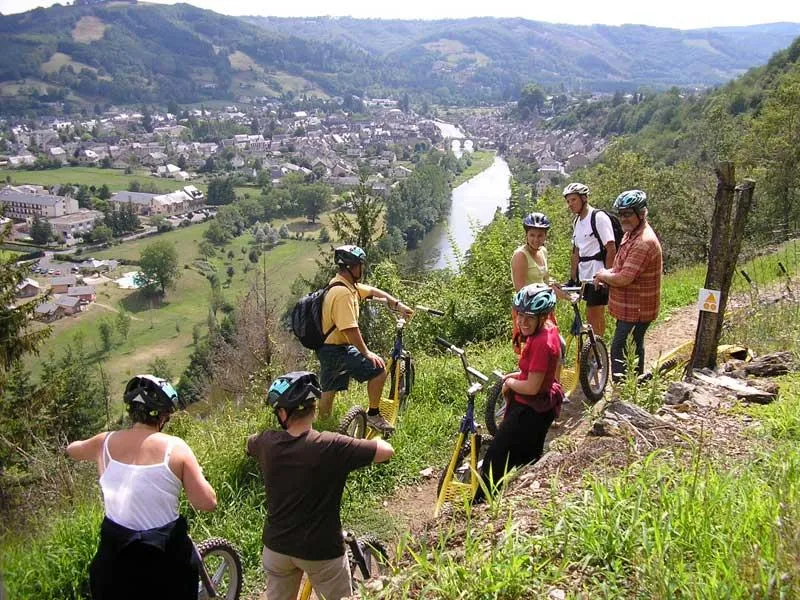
[593,190,662,382]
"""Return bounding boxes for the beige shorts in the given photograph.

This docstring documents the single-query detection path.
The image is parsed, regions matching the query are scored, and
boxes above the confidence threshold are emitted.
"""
[262,546,351,600]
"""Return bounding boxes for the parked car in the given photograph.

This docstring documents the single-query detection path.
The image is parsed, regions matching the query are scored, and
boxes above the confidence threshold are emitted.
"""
[47,269,54,275]
[54,270,61,276]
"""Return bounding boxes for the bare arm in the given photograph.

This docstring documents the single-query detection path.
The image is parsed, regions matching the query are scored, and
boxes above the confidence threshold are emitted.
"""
[604,242,616,269]
[342,326,370,356]
[342,327,385,369]
[372,439,394,463]
[175,441,217,512]
[504,371,546,396]
[571,246,579,281]
[511,252,528,291]
[366,287,413,317]
[66,432,107,463]
[595,269,634,288]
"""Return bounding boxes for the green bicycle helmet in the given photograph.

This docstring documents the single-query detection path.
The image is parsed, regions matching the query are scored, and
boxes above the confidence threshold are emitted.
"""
[613,190,647,213]
[513,283,556,316]
[124,375,182,417]
[334,245,367,267]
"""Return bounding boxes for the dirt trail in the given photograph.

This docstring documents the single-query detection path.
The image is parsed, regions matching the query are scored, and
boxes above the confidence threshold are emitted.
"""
[384,307,701,534]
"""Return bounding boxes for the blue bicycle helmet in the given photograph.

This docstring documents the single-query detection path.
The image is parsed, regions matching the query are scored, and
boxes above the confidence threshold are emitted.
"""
[613,190,647,212]
[522,212,551,230]
[334,245,367,267]
[513,283,557,316]
[124,374,182,416]
[267,371,321,411]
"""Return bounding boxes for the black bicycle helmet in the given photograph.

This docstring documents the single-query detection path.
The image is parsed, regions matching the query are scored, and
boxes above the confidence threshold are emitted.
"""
[513,283,557,316]
[124,374,182,416]
[334,245,367,267]
[267,371,321,412]
[522,212,551,230]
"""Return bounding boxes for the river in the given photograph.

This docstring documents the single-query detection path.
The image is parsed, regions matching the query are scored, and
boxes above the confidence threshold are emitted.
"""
[405,120,511,270]
[414,154,511,270]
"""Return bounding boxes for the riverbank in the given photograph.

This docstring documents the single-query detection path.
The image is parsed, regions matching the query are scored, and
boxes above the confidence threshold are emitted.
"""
[450,150,495,187]
[415,154,511,269]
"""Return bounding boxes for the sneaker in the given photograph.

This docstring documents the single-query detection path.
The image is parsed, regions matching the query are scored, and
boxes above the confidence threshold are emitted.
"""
[366,412,395,435]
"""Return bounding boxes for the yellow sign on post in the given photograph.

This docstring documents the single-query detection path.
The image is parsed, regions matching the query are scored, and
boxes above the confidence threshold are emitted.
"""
[698,288,721,313]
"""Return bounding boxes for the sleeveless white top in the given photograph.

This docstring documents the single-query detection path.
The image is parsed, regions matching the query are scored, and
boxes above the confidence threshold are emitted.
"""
[99,431,182,530]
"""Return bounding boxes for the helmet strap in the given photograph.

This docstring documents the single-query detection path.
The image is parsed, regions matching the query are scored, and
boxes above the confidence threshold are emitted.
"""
[275,407,291,430]
[345,265,360,282]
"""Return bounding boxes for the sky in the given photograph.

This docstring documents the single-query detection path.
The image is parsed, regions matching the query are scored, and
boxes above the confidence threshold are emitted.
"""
[1,0,799,30]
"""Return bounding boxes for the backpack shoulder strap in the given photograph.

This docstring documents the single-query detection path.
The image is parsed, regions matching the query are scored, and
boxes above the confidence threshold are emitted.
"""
[589,209,602,246]
[322,281,348,340]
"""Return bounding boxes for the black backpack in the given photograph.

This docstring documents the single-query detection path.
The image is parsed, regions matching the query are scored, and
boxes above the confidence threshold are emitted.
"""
[290,282,346,350]
[577,209,624,263]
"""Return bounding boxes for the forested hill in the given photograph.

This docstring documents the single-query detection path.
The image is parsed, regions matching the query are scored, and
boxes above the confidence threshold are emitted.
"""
[2,2,800,114]
[246,17,800,94]
[0,2,424,112]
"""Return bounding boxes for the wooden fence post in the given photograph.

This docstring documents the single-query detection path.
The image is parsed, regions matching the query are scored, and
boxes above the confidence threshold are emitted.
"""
[688,162,756,373]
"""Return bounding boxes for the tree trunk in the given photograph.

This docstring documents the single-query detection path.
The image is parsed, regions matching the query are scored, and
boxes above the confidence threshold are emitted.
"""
[688,162,755,372]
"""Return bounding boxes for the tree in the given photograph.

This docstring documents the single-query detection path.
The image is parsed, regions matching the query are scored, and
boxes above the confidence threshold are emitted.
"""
[116,310,131,340]
[198,239,216,259]
[97,183,111,200]
[329,175,385,256]
[98,319,114,352]
[135,240,181,296]
[207,177,235,205]
[299,184,331,223]
[318,226,331,243]
[148,356,173,380]
[0,223,51,374]
[91,224,113,244]
[279,224,290,239]
[75,185,91,208]
[30,214,52,245]
[518,83,545,119]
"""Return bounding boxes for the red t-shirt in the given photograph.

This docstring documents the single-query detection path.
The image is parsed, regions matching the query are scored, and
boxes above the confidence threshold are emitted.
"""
[513,324,563,414]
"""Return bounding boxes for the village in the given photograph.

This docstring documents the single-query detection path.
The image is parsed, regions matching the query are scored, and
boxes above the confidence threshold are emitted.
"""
[1,94,610,325]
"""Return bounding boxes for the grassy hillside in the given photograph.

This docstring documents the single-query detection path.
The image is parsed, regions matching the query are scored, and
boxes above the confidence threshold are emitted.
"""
[24,222,323,403]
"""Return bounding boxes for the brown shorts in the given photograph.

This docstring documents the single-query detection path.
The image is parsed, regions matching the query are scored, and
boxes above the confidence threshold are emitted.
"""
[262,546,351,600]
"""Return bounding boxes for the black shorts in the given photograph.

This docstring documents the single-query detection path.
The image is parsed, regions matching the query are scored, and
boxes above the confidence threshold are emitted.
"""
[582,283,609,307]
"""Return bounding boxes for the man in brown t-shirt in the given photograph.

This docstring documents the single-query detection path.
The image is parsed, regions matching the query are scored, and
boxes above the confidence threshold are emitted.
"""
[247,371,394,600]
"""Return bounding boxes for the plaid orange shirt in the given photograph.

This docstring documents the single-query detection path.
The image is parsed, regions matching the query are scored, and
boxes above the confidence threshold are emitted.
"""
[608,221,663,323]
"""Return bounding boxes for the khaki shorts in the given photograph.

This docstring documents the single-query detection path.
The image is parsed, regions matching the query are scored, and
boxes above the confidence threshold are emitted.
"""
[262,546,351,600]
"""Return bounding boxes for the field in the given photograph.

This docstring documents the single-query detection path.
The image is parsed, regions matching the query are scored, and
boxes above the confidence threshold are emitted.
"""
[0,166,184,194]
[71,16,106,43]
[24,221,324,403]
[40,52,97,75]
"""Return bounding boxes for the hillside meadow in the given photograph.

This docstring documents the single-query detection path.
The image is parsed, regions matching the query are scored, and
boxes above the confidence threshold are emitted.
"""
[25,220,325,403]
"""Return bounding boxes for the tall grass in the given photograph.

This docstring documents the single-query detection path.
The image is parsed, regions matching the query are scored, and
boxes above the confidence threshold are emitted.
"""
[0,339,518,598]
[371,377,800,599]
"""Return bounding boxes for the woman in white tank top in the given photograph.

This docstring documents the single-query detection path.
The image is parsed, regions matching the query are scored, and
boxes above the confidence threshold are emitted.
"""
[67,374,217,600]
